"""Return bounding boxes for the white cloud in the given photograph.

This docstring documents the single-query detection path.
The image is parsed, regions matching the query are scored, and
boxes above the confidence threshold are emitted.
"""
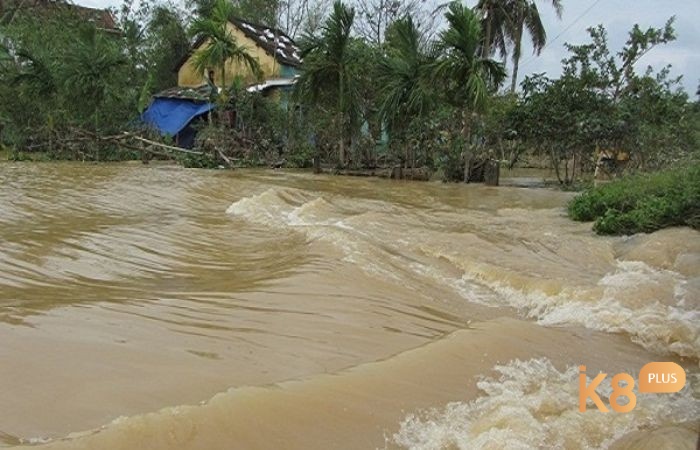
[515,0,700,94]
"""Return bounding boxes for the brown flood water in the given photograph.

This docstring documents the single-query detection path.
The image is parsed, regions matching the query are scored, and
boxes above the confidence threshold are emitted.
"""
[0,163,697,449]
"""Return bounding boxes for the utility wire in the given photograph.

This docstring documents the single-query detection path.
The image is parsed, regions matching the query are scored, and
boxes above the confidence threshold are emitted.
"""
[519,0,605,69]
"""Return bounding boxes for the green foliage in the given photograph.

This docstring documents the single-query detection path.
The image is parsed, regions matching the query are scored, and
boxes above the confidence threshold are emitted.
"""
[61,27,128,125]
[146,5,190,92]
[436,137,467,182]
[295,1,359,166]
[188,0,279,26]
[378,15,434,132]
[0,11,138,157]
[511,18,697,184]
[568,164,700,235]
[480,93,519,163]
[434,3,506,113]
[0,0,197,159]
[178,151,220,168]
[8,150,53,161]
[0,0,696,180]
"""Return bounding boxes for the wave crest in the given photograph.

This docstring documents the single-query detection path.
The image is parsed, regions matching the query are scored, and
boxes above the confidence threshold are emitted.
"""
[393,358,699,450]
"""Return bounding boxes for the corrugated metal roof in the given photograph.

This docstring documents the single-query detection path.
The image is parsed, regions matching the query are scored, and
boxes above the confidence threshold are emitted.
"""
[246,77,297,93]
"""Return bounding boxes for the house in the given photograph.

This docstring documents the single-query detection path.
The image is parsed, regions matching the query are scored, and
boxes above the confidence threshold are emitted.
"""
[141,17,302,147]
[176,17,302,91]
[0,0,119,34]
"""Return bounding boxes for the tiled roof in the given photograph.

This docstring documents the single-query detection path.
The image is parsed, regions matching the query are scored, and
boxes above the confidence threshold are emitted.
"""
[0,0,119,33]
[229,17,302,68]
[154,85,217,102]
[71,4,119,32]
[176,16,302,72]
[154,78,295,101]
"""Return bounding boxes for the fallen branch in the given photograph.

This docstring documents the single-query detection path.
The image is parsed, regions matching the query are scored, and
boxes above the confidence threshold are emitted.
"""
[128,134,203,155]
[215,148,234,168]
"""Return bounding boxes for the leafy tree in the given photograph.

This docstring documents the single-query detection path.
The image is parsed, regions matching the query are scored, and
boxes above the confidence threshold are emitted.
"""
[514,72,610,184]
[0,8,138,158]
[379,16,433,127]
[146,5,190,91]
[189,0,280,27]
[512,17,694,184]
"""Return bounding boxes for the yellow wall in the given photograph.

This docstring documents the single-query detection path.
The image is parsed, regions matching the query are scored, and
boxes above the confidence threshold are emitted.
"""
[178,22,280,88]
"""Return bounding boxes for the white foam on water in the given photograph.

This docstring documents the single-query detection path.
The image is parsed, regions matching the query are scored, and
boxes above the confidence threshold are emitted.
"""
[227,190,699,359]
[393,358,700,450]
[226,188,349,229]
[477,262,700,360]
[420,247,700,360]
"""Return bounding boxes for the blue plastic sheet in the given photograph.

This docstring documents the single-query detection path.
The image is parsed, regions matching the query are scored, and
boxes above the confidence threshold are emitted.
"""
[141,98,214,136]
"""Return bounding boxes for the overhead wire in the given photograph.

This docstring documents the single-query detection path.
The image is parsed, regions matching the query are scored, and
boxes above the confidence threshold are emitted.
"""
[519,0,605,69]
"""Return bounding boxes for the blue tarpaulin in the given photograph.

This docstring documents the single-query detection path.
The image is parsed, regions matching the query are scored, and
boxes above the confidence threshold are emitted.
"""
[141,98,214,136]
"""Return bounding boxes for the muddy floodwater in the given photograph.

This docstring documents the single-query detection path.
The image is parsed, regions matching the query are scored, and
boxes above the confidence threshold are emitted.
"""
[0,163,697,449]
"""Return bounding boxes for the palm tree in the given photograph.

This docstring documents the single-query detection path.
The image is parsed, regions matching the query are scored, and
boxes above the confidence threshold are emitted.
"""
[10,48,58,149]
[378,16,433,129]
[509,0,563,92]
[62,27,126,125]
[189,0,261,91]
[296,0,357,166]
[61,26,127,159]
[474,0,512,58]
[11,49,56,98]
[378,15,434,167]
[433,2,506,140]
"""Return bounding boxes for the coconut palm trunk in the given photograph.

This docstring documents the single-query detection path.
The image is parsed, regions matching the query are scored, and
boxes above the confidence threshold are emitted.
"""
[509,0,563,93]
[434,3,507,182]
[221,66,226,91]
[510,21,524,93]
[462,110,473,182]
[482,15,492,57]
[338,69,345,166]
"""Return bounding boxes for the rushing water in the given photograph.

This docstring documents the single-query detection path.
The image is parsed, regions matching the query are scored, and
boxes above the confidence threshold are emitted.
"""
[0,163,697,449]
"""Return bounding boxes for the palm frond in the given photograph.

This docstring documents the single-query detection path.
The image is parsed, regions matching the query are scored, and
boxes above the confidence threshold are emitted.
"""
[523,2,547,53]
[434,2,506,112]
[378,15,435,129]
[188,0,261,86]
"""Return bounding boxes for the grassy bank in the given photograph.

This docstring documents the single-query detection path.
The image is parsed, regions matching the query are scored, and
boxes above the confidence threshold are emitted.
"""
[568,164,700,235]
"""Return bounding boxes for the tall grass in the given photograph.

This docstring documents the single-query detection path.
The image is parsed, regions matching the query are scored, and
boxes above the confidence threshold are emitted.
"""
[568,164,700,235]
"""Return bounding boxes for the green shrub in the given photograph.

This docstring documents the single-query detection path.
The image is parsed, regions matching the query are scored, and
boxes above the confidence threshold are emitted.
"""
[178,152,220,168]
[286,142,315,168]
[568,164,700,235]
[437,139,466,182]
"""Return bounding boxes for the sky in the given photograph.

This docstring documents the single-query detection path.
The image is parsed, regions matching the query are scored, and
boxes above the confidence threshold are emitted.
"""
[511,0,700,95]
[78,0,700,95]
